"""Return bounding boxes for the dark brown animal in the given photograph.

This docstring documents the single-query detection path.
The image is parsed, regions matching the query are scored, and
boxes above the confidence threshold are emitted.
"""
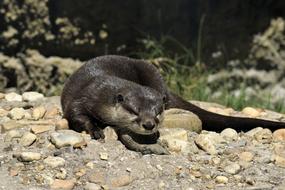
[61,55,285,154]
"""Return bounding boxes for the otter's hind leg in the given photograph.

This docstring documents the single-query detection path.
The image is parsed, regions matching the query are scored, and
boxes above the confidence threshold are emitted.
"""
[69,115,105,140]
[119,134,169,155]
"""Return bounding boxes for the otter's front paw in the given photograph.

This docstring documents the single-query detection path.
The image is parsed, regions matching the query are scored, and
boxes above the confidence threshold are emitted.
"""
[142,144,170,155]
[89,128,105,140]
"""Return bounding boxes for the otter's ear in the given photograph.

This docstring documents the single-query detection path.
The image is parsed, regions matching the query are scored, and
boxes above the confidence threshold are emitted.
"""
[116,94,124,103]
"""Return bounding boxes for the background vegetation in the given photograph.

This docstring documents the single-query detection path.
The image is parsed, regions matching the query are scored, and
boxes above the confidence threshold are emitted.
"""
[1,0,285,112]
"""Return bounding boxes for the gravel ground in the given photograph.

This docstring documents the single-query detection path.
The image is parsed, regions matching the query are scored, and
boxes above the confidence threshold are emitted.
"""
[0,92,285,190]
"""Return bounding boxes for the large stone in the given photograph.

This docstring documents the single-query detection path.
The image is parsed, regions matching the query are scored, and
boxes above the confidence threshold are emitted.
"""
[5,92,22,102]
[22,91,44,102]
[162,108,202,133]
[50,130,85,148]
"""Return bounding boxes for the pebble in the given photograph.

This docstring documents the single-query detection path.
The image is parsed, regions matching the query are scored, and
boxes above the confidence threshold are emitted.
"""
[273,143,285,157]
[75,168,86,177]
[245,127,263,137]
[159,128,188,141]
[32,106,46,120]
[208,107,232,116]
[88,172,106,184]
[195,134,217,155]
[5,92,23,102]
[215,176,228,184]
[50,179,76,190]
[239,151,254,162]
[0,108,8,117]
[273,129,285,142]
[110,175,132,187]
[22,91,44,102]
[86,162,94,169]
[162,108,202,133]
[242,107,261,117]
[4,129,22,142]
[55,119,69,130]
[19,132,37,146]
[100,152,109,160]
[15,152,41,162]
[223,163,241,174]
[103,126,118,141]
[8,108,26,120]
[84,182,102,190]
[45,106,60,118]
[254,128,272,143]
[55,168,67,180]
[275,155,285,168]
[50,130,85,148]
[31,125,53,134]
[0,92,5,99]
[220,128,238,141]
[44,156,66,168]
[1,120,22,132]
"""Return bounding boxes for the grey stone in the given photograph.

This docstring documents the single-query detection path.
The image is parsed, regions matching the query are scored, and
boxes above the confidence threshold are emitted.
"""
[50,130,85,148]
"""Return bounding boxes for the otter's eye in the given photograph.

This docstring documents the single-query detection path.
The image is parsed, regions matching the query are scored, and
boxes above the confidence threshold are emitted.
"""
[116,94,124,103]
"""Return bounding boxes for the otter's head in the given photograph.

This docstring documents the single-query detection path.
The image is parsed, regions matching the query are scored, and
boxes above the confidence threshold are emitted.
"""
[102,87,167,135]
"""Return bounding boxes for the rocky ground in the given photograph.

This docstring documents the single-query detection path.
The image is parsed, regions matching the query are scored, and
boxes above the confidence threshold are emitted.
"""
[0,92,285,190]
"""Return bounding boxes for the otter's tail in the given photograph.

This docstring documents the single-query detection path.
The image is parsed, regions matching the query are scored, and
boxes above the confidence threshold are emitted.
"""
[167,92,285,132]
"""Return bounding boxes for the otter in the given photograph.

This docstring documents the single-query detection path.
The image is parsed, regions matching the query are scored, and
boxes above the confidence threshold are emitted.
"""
[61,55,285,154]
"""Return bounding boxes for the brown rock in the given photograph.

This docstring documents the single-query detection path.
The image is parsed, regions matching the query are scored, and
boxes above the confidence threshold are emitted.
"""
[1,120,22,132]
[195,134,217,155]
[275,155,285,168]
[45,106,61,118]
[274,143,285,157]
[0,108,8,117]
[273,129,285,142]
[88,172,106,185]
[242,107,262,117]
[31,125,54,134]
[32,106,46,120]
[239,151,254,162]
[254,128,272,143]
[162,108,202,133]
[0,92,5,99]
[110,175,132,188]
[9,168,19,176]
[50,179,76,190]
[56,119,69,130]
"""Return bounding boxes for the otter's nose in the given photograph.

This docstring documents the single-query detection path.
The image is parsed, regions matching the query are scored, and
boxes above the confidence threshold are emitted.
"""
[142,121,155,130]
